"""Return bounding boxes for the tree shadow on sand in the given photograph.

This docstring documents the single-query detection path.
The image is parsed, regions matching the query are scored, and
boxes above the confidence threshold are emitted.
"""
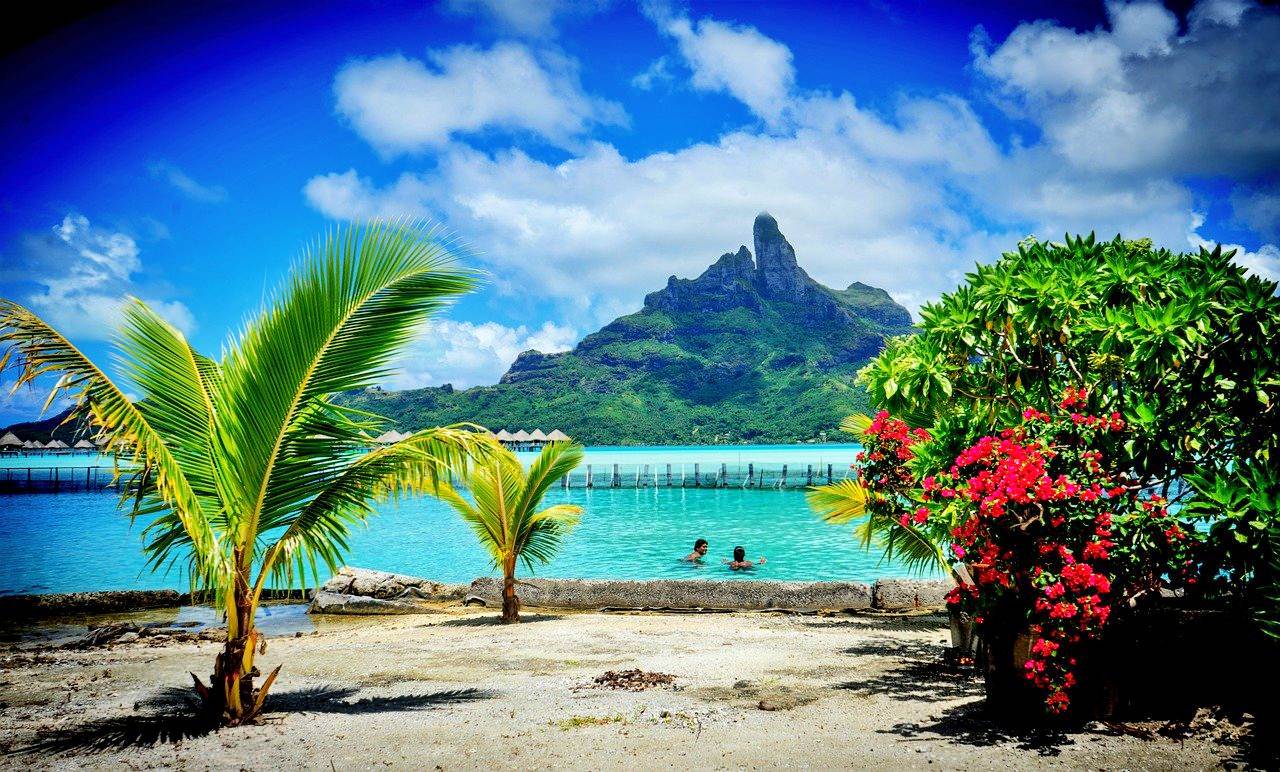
[7,684,492,758]
[832,635,1073,756]
[833,636,983,704]
[431,613,563,627]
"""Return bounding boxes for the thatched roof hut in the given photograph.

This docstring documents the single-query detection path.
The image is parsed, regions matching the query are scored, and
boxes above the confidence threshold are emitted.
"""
[512,430,532,442]
[46,439,69,449]
[529,429,548,442]
[495,429,515,442]
[546,429,570,442]
[373,430,403,444]
[0,432,21,449]
[73,439,96,450]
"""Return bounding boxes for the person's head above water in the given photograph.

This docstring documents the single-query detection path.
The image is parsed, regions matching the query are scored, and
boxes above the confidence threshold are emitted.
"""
[733,546,745,562]
[693,538,708,554]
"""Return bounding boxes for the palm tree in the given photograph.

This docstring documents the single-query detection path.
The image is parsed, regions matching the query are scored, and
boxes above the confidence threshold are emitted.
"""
[436,441,584,622]
[0,222,497,726]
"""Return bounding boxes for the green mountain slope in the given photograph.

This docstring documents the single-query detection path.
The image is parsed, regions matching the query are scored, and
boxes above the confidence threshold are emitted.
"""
[339,213,914,444]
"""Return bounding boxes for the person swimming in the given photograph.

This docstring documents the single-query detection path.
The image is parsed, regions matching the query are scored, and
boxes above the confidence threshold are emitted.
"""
[683,538,709,562]
[726,545,765,570]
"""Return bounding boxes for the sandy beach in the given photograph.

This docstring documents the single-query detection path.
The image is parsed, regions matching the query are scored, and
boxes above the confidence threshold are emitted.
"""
[0,605,1251,770]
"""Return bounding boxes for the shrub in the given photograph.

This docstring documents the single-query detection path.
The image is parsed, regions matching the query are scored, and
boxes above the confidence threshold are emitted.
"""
[930,389,1198,713]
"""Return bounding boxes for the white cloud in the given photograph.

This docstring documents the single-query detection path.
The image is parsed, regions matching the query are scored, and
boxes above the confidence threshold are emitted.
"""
[305,118,1013,324]
[650,9,795,124]
[148,162,228,203]
[384,319,578,389]
[1189,0,1250,29]
[972,0,1280,176]
[13,214,195,340]
[443,0,608,38]
[333,43,625,156]
[1106,1,1178,56]
[631,56,672,90]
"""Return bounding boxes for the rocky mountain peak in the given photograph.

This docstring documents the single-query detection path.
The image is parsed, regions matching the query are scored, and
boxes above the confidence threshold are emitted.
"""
[753,212,809,300]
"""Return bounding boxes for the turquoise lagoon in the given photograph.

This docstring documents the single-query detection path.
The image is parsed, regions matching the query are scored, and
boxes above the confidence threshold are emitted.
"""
[0,444,938,595]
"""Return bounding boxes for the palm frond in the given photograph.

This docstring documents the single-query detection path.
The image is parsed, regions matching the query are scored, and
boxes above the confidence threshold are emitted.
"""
[0,298,223,584]
[839,413,873,436]
[215,221,477,548]
[807,479,870,526]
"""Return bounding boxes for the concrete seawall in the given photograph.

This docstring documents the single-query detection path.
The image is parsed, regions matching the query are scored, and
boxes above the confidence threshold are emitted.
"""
[309,567,952,614]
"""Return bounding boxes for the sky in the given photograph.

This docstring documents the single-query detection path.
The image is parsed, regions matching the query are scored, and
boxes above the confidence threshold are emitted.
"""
[1,0,1278,424]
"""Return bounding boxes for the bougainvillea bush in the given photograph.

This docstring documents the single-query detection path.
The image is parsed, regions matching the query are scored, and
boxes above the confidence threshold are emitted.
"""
[930,388,1200,714]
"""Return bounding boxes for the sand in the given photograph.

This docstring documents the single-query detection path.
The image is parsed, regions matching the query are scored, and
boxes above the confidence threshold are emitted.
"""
[0,605,1252,770]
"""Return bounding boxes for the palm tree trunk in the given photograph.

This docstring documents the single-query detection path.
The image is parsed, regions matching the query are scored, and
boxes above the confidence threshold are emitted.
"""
[212,568,254,727]
[200,561,259,725]
[501,563,520,623]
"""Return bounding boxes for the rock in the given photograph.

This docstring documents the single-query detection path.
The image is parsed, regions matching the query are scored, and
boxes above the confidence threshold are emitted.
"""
[116,632,139,644]
[0,590,187,618]
[871,579,953,610]
[465,577,872,611]
[310,590,435,616]
[316,567,468,602]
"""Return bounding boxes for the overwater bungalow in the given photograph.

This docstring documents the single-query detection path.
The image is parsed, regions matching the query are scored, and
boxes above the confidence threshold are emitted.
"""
[547,429,570,442]
[73,439,96,451]
[0,432,21,452]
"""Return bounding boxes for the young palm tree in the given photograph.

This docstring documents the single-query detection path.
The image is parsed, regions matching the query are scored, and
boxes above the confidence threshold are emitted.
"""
[0,222,497,726]
[437,441,584,623]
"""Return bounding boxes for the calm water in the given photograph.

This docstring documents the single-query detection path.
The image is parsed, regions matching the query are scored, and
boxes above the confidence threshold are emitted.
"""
[0,444,932,594]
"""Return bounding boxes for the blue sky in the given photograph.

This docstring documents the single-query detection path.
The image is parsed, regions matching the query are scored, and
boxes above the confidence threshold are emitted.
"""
[2,0,1278,424]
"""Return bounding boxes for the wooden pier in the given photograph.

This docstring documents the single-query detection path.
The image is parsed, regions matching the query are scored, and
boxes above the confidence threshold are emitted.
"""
[563,462,843,490]
[0,466,120,494]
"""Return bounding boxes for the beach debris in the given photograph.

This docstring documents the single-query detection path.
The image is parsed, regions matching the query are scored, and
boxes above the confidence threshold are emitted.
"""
[584,669,676,691]
[61,622,226,649]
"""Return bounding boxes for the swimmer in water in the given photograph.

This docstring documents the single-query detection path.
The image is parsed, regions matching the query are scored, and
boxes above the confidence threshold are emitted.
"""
[683,538,709,562]
[726,545,766,570]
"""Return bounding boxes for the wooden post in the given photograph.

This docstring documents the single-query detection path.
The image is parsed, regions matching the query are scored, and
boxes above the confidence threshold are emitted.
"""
[806,464,813,486]
[747,463,754,488]
[612,464,620,488]
[827,464,833,485]
[666,464,672,487]
[54,466,59,492]
[780,464,787,488]
[586,465,593,488]
[694,463,701,487]
[719,463,727,487]
[642,464,649,488]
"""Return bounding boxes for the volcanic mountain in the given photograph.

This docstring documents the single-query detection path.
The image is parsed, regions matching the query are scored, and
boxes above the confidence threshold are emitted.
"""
[339,213,915,444]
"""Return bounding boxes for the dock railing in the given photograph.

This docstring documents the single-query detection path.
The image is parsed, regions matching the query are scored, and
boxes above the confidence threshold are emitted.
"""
[557,461,850,490]
[0,466,120,494]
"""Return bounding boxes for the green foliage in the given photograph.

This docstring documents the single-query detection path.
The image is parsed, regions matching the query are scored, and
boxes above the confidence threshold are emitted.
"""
[860,234,1280,497]
[1185,459,1280,637]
